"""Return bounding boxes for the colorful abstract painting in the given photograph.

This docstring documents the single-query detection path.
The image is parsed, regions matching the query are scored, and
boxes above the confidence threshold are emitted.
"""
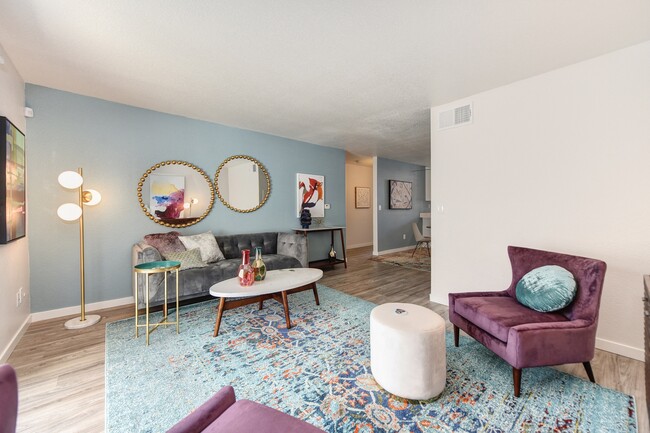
[1,117,26,244]
[150,174,185,219]
[297,173,324,217]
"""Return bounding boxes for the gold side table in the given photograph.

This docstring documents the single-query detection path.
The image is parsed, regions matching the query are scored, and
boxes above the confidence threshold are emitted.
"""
[133,260,181,345]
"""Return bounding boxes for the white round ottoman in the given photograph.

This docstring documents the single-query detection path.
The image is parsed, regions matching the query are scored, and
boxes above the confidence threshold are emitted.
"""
[370,303,446,400]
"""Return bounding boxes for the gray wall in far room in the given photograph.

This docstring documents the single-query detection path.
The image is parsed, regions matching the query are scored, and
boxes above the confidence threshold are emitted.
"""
[26,85,345,312]
[376,157,428,252]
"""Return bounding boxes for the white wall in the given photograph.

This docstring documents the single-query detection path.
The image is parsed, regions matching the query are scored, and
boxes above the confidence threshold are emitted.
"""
[430,41,650,361]
[0,43,30,362]
[345,163,373,248]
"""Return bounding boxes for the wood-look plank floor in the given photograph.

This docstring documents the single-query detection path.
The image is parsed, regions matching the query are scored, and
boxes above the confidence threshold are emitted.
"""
[8,246,648,432]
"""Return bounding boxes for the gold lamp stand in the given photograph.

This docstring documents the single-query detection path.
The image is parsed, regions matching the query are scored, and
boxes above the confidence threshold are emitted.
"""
[57,168,102,330]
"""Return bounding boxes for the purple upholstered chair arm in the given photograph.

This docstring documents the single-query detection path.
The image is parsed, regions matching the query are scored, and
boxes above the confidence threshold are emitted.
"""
[167,386,237,433]
[506,319,596,368]
[0,364,18,433]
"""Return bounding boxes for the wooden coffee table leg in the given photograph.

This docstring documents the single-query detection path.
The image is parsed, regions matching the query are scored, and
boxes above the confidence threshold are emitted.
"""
[281,291,291,329]
[311,283,320,306]
[213,297,225,337]
[258,300,264,310]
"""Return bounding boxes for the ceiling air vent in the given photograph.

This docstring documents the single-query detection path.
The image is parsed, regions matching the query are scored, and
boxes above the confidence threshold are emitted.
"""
[437,102,472,130]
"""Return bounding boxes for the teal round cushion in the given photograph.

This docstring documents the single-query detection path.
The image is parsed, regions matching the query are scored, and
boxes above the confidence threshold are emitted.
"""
[515,265,577,312]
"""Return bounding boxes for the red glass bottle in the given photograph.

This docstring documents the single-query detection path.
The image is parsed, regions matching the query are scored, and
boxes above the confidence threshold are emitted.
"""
[238,249,255,286]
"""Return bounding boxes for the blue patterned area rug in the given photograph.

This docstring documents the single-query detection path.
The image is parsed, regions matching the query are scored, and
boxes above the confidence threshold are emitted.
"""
[105,286,637,433]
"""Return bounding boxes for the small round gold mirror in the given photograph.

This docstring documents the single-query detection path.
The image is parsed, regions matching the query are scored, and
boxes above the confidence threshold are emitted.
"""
[214,155,270,213]
[137,160,215,228]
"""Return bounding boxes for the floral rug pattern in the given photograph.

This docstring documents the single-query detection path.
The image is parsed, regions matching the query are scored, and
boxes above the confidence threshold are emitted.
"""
[370,250,430,272]
[105,286,636,433]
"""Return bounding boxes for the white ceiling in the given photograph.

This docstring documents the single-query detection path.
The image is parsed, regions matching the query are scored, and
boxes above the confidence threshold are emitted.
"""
[1,1,649,166]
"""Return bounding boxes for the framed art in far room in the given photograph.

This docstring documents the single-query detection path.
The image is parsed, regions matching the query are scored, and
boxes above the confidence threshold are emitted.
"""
[355,187,370,208]
[388,180,412,210]
[1,117,26,244]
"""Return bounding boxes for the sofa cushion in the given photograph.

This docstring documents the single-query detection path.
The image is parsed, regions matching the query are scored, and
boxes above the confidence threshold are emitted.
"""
[179,231,225,263]
[163,248,208,271]
[216,232,278,260]
[144,231,185,256]
[204,400,324,433]
[454,296,567,342]
[516,265,577,312]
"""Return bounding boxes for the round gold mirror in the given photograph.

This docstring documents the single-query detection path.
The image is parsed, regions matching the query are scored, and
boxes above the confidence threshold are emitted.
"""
[214,155,270,213]
[137,160,215,228]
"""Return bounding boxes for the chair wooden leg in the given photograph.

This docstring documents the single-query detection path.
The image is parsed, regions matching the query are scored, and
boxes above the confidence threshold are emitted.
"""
[583,361,596,383]
[453,325,459,347]
[412,241,419,257]
[513,368,522,397]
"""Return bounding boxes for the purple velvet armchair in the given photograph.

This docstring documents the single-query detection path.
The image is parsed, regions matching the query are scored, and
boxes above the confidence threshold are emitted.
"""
[166,386,325,433]
[448,246,607,397]
[0,364,18,433]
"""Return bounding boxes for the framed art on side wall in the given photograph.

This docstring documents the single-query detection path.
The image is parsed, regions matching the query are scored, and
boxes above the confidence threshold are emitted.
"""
[1,117,26,243]
[297,173,324,217]
[389,180,412,210]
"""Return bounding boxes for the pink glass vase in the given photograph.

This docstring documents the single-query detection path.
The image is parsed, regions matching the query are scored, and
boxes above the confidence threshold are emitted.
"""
[238,249,255,286]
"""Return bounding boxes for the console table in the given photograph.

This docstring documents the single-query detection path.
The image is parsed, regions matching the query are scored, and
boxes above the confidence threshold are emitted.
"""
[294,226,347,269]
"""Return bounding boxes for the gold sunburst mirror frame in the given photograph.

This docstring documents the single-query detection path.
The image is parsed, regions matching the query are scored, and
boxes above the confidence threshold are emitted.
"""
[214,155,271,213]
[137,160,215,228]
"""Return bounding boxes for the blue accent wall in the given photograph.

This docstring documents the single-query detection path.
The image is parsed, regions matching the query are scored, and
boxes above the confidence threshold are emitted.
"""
[26,85,345,312]
[376,157,427,252]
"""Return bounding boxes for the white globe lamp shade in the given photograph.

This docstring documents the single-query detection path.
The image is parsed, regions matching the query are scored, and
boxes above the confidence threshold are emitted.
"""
[84,189,102,206]
[183,202,190,209]
[57,203,82,221]
[58,171,83,189]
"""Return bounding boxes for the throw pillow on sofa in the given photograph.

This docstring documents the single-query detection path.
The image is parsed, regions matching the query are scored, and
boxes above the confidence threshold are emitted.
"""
[178,231,225,263]
[516,265,577,312]
[163,248,207,271]
[144,231,186,256]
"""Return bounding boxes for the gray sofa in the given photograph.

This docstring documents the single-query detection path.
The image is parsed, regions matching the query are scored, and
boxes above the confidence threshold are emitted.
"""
[132,232,308,308]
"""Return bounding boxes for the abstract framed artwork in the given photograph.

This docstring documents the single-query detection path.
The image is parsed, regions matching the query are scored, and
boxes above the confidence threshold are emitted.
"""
[297,173,324,217]
[355,187,370,208]
[389,180,412,210]
[1,117,26,244]
[149,174,185,219]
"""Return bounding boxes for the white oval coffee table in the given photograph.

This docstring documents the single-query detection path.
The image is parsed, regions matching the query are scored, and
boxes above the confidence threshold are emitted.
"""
[209,268,323,336]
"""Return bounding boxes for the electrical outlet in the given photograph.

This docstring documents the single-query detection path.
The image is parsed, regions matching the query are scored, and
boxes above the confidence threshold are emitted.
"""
[324,203,331,210]
[402,234,406,240]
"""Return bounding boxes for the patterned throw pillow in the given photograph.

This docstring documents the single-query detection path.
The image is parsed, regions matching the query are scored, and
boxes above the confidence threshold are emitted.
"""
[162,248,207,271]
[516,265,577,312]
[178,231,225,263]
[144,231,186,256]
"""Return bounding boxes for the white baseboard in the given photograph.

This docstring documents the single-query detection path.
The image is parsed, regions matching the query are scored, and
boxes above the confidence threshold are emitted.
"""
[429,292,448,306]
[31,296,134,322]
[348,242,373,249]
[596,337,644,361]
[0,315,31,363]
[375,245,416,256]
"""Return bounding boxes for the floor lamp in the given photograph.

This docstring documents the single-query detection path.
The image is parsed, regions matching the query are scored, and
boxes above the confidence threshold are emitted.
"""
[57,168,102,329]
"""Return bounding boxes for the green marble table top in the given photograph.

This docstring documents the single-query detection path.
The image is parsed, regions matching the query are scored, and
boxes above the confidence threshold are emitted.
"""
[134,260,181,271]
